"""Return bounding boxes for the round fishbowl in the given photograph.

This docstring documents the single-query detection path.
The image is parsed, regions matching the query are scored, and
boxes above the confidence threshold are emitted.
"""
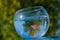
[14,6,50,39]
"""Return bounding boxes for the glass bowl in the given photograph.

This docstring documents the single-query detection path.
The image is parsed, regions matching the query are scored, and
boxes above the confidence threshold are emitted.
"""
[14,6,50,39]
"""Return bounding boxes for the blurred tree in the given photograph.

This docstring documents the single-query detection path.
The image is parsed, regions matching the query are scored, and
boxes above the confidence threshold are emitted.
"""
[0,0,60,40]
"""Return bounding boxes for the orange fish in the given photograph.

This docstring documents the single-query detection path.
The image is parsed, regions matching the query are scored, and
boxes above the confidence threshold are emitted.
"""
[31,24,38,29]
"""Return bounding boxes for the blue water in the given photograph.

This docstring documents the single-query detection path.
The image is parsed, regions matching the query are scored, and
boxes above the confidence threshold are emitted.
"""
[14,16,49,39]
[28,36,60,40]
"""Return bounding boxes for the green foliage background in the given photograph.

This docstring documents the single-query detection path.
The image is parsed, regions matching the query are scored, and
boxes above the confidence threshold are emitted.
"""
[0,0,60,40]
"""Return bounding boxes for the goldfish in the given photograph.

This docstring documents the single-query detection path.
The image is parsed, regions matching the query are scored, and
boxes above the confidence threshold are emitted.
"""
[31,24,38,29]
